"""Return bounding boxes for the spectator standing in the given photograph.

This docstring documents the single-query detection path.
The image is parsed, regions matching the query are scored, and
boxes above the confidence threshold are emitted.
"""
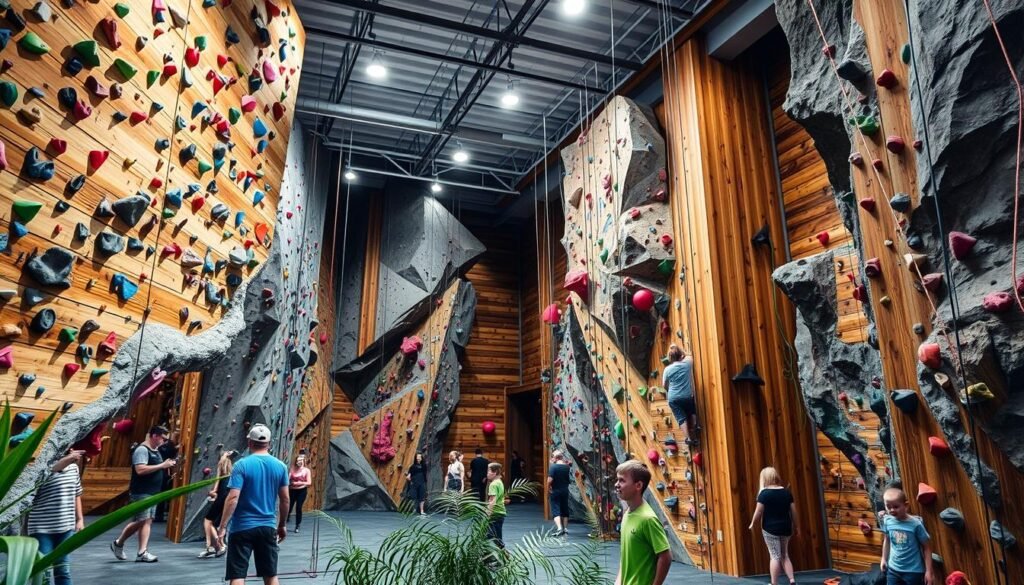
[747,466,799,585]
[614,460,671,585]
[547,450,572,535]
[216,424,290,585]
[29,449,85,585]
[880,485,934,585]
[485,462,507,550]
[406,452,428,515]
[469,449,490,502]
[287,452,311,533]
[445,450,465,492]
[198,450,236,559]
[111,425,175,563]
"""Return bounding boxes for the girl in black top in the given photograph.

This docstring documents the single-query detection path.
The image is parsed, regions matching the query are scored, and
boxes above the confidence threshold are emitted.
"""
[406,452,428,515]
[747,466,798,585]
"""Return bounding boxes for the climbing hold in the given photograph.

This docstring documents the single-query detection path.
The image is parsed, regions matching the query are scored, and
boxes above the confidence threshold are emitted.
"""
[886,136,906,154]
[692,451,703,467]
[12,200,42,223]
[18,373,35,387]
[857,519,873,536]
[921,273,943,292]
[100,17,120,49]
[88,149,109,171]
[114,2,129,17]
[906,232,924,250]
[750,224,771,248]
[98,331,117,355]
[24,147,54,180]
[990,520,1016,548]
[613,420,624,440]
[963,382,994,404]
[112,195,149,227]
[850,115,880,136]
[253,118,268,138]
[112,419,134,434]
[62,363,79,378]
[858,198,876,213]
[876,69,897,88]
[918,343,941,369]
[928,436,950,457]
[982,291,1013,313]
[96,232,125,256]
[90,368,108,378]
[891,390,918,414]
[111,273,137,301]
[564,269,589,298]
[25,247,73,289]
[864,258,882,278]
[916,483,937,506]
[167,3,188,27]
[58,327,78,343]
[0,323,20,338]
[938,508,965,532]
[0,345,11,368]
[948,231,976,260]
[732,363,765,386]
[541,303,561,325]
[210,203,230,221]
[30,308,55,333]
[136,368,167,400]
[481,420,496,435]
[19,31,49,54]
[0,80,16,107]
[632,289,654,312]
[889,193,911,213]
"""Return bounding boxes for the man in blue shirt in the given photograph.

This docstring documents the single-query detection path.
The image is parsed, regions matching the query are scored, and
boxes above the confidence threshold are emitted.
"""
[216,424,290,584]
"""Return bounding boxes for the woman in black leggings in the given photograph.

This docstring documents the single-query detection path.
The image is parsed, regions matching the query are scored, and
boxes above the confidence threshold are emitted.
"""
[288,453,311,533]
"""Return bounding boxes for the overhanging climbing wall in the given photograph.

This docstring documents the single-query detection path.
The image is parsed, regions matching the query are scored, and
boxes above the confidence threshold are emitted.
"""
[0,0,306,522]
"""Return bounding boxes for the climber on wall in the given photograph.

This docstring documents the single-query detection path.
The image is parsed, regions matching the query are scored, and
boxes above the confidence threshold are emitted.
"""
[663,344,697,445]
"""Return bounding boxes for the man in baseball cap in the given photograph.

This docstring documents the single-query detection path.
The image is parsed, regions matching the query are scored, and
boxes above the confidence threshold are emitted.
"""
[216,424,289,584]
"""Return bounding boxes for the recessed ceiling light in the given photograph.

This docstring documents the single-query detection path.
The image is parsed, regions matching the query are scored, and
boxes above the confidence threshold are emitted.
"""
[366,52,387,79]
[562,0,585,16]
[344,169,357,181]
[452,150,469,164]
[430,181,443,193]
[501,79,520,108]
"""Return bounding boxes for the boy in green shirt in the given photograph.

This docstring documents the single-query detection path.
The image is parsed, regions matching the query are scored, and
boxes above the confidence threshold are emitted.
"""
[615,460,671,585]
[486,462,507,549]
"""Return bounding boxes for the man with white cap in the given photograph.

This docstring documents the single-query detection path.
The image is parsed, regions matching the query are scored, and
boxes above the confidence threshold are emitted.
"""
[216,424,290,585]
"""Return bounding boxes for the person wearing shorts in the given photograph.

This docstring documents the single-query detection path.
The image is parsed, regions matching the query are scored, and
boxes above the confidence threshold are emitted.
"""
[663,345,697,445]
[111,425,175,563]
[547,451,572,536]
[217,424,290,585]
[747,467,798,585]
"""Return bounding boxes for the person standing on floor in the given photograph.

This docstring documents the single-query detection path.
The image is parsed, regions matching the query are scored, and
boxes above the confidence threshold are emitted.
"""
[663,344,698,445]
[111,425,175,563]
[880,484,934,585]
[485,462,507,551]
[445,450,465,492]
[198,450,236,559]
[154,431,179,523]
[547,450,572,536]
[287,452,311,533]
[406,452,428,515]
[469,448,490,502]
[216,424,290,585]
[614,460,671,585]
[510,450,525,485]
[747,466,799,585]
[29,449,85,585]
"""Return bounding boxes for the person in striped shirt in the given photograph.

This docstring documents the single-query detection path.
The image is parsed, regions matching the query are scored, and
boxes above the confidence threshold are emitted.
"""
[28,449,86,585]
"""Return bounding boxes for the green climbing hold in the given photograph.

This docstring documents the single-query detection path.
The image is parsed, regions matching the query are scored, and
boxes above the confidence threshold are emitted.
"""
[0,80,16,107]
[221,229,232,239]
[596,237,604,246]
[73,40,100,67]
[197,159,213,176]
[162,207,176,219]
[288,25,295,38]
[599,249,609,263]
[850,114,880,136]
[632,418,640,428]
[638,386,648,398]
[657,258,675,275]
[90,368,109,378]
[12,200,42,223]
[58,327,77,343]
[901,43,911,64]
[228,107,241,124]
[661,356,670,366]
[614,420,625,440]
[194,35,207,50]
[612,382,624,402]
[114,2,129,17]
[146,70,158,87]
[20,32,50,55]
[114,58,137,80]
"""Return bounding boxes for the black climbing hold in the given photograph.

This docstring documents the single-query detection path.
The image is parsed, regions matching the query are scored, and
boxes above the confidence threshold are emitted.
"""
[179,143,196,164]
[25,247,74,289]
[111,194,149,227]
[225,25,239,45]
[57,87,77,110]
[891,390,918,414]
[65,57,83,75]
[990,521,1017,548]
[66,174,85,195]
[211,203,230,221]
[22,287,45,306]
[127,237,144,251]
[869,390,888,419]
[890,193,911,213]
[80,319,99,335]
[5,8,26,32]
[751,224,771,248]
[30,308,55,333]
[95,197,114,218]
[306,350,318,368]
[906,232,923,250]
[288,349,305,370]
[112,111,127,122]
[732,363,765,386]
[939,508,965,532]
[54,201,69,213]
[95,231,125,256]
[18,373,35,386]
[73,222,89,241]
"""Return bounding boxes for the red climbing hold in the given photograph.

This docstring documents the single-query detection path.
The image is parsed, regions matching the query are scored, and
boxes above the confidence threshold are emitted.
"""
[202,467,212,476]
[849,152,864,166]
[112,418,135,434]
[918,342,941,369]
[632,289,654,312]
[916,482,937,505]
[98,331,117,355]
[88,149,109,171]
[542,303,561,325]
[872,158,884,171]
[983,291,1013,313]
[921,273,943,292]
[130,111,148,124]
[161,243,182,258]
[217,54,229,68]
[857,519,873,536]
[864,258,882,278]
[71,424,104,457]
[564,269,589,298]
[400,335,422,357]
[692,451,703,468]
[185,47,200,68]
[101,17,121,49]
[816,230,830,246]
[191,196,205,213]
[272,102,285,121]
[876,69,897,88]
[149,177,162,189]
[73,100,92,121]
[948,231,977,260]
[48,138,67,156]
[886,135,906,154]
[163,62,178,77]
[628,208,641,220]
[63,363,80,377]
[319,332,328,345]
[928,436,951,457]
[647,449,659,464]
[852,284,867,303]
[481,420,496,435]
[945,571,970,585]
[859,198,876,212]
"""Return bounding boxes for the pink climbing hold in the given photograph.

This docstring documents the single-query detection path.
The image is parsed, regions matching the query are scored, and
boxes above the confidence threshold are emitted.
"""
[921,273,943,292]
[646,448,659,465]
[63,363,80,377]
[857,519,873,536]
[628,208,641,220]
[541,303,561,325]
[99,331,118,355]
[876,68,897,88]
[864,258,882,278]
[816,230,830,246]
[918,342,941,369]
[0,140,7,171]
[983,291,1013,313]
[241,95,257,112]
[370,412,396,463]
[319,332,329,345]
[161,243,182,258]
[916,482,937,506]
[71,424,104,457]
[136,368,168,400]
[112,418,135,434]
[859,198,876,212]
[0,345,13,368]
[202,466,212,476]
[400,335,422,357]
[948,231,977,260]
[660,234,673,247]
[262,60,277,82]
[886,135,906,154]
[481,420,496,435]
[928,436,951,457]
[152,0,166,15]
[632,289,655,312]
[564,269,589,298]
[945,571,970,585]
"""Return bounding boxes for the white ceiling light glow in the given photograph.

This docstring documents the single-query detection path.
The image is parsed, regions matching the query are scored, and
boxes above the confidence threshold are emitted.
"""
[501,78,520,108]
[430,181,443,193]
[366,52,387,79]
[344,169,357,181]
[562,0,585,16]
[452,150,470,164]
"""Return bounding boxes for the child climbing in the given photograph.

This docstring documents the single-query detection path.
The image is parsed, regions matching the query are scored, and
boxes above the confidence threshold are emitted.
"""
[880,485,934,585]
[663,344,697,445]
[485,462,507,550]
[747,466,799,585]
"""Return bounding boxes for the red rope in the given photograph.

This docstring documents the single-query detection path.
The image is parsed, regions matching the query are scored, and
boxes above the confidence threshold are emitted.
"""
[980,0,1024,312]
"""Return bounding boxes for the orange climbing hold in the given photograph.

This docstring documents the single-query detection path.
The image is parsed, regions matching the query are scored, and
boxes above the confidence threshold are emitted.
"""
[918,342,941,369]
[928,436,951,457]
[916,482,937,505]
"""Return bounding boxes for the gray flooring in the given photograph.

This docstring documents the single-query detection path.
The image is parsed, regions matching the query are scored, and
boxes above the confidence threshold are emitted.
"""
[71,503,842,584]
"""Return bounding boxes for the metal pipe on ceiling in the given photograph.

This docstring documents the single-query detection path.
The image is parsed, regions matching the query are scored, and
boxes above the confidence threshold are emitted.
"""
[329,143,523,176]
[346,165,519,195]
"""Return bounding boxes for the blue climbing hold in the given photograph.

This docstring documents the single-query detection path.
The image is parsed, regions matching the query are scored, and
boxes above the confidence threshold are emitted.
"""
[234,211,245,227]
[175,115,186,131]
[11,221,27,238]
[110,273,138,301]
[165,188,182,208]
[24,147,55,180]
[65,57,83,75]
[252,190,264,205]
[191,101,206,118]
[204,281,222,304]
[253,118,267,138]
[257,139,268,153]
[0,29,10,50]
[226,273,242,287]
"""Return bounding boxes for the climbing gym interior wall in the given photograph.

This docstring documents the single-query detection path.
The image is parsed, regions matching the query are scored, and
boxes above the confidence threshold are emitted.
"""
[0,0,310,530]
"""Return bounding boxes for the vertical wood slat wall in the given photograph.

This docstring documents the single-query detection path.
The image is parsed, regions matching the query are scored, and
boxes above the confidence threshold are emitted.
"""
[659,37,828,575]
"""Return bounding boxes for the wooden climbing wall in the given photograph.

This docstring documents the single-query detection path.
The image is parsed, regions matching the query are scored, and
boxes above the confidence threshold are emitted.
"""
[766,41,887,572]
[658,37,828,576]
[0,0,305,492]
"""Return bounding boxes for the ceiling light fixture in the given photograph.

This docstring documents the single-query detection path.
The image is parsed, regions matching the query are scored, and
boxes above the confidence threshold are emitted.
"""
[561,0,585,16]
[452,144,470,164]
[366,51,387,79]
[501,78,520,108]
[430,181,443,193]
[344,169,357,181]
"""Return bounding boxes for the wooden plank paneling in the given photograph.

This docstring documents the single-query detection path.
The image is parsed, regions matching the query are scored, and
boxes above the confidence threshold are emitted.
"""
[356,198,381,355]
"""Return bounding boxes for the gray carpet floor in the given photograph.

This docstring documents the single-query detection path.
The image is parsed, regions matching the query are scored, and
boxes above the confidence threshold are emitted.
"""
[69,503,843,584]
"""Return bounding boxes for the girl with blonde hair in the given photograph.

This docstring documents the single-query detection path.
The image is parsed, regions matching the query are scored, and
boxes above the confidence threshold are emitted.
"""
[747,466,798,585]
[198,450,236,559]
[445,450,465,492]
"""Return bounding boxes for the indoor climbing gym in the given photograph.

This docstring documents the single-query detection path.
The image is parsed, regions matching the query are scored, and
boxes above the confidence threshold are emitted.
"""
[0,0,1020,584]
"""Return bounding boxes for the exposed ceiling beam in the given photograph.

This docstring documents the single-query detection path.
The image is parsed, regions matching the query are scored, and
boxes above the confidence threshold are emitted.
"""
[346,165,518,195]
[628,0,697,19]
[306,27,602,93]
[323,0,644,70]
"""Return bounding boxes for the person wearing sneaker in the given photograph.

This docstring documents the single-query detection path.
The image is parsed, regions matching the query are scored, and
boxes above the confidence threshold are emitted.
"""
[198,450,236,559]
[547,450,572,536]
[216,424,290,585]
[287,452,311,533]
[111,425,175,564]
[663,345,698,446]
